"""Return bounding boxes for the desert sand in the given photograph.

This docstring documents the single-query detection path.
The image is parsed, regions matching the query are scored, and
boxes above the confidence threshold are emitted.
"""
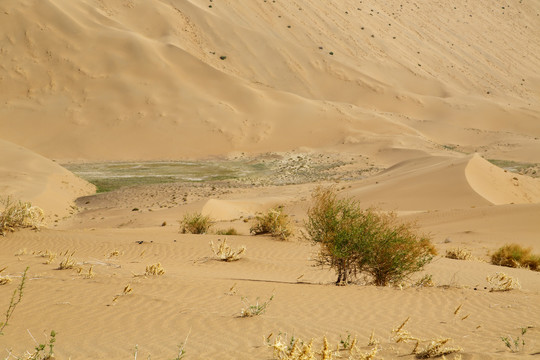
[1,0,540,359]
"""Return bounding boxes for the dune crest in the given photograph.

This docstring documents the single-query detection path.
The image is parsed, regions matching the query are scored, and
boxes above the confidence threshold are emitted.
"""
[465,154,540,205]
[0,140,95,219]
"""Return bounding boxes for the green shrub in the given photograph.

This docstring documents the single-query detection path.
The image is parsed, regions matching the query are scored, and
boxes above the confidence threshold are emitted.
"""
[0,197,44,236]
[491,244,540,271]
[250,207,293,240]
[179,213,212,234]
[305,187,436,286]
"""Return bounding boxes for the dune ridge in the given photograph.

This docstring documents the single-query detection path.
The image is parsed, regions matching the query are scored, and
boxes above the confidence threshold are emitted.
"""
[0,140,95,219]
[1,0,539,161]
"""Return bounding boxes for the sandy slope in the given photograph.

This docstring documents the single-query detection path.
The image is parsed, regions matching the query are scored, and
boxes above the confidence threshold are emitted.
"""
[1,0,540,162]
[0,140,95,219]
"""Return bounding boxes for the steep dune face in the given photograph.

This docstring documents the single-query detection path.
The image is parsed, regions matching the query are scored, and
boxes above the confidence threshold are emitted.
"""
[1,0,539,161]
[465,154,540,204]
[0,140,95,218]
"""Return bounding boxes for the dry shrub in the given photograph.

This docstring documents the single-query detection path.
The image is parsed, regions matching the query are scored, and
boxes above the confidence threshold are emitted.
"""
[305,187,436,286]
[392,317,462,358]
[491,244,540,271]
[145,262,165,276]
[415,338,463,358]
[487,272,520,291]
[0,197,44,236]
[210,239,246,261]
[268,333,379,360]
[216,227,239,236]
[445,248,472,261]
[250,206,293,240]
[179,212,212,234]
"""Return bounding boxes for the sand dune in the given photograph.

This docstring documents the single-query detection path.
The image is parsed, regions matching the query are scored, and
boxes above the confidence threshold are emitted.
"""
[0,140,95,219]
[1,0,539,162]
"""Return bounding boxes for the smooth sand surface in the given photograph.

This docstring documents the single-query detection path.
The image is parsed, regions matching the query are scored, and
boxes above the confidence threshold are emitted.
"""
[1,0,540,359]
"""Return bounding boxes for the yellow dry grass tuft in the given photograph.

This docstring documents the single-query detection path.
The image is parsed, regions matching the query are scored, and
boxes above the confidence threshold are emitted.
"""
[445,248,472,261]
[108,250,122,258]
[392,317,462,358]
[367,330,379,346]
[392,317,420,344]
[268,333,378,360]
[0,267,11,285]
[57,252,77,270]
[77,265,94,279]
[414,338,462,358]
[0,197,44,236]
[487,272,520,291]
[34,249,57,264]
[145,262,165,276]
[210,239,246,262]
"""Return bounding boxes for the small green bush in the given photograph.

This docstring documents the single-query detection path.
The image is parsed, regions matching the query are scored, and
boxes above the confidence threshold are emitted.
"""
[491,244,540,271]
[179,213,212,234]
[305,187,436,286]
[250,207,293,240]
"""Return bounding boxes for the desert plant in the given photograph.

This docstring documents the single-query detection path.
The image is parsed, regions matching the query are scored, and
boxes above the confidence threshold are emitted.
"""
[445,248,472,260]
[0,267,28,335]
[57,252,77,270]
[0,197,44,236]
[501,327,527,352]
[210,239,246,261]
[179,212,212,234]
[392,317,462,358]
[250,206,293,240]
[145,263,165,276]
[216,227,239,236]
[240,294,274,317]
[415,338,462,358]
[0,267,12,285]
[491,244,540,271]
[487,272,520,291]
[267,333,379,360]
[305,187,436,286]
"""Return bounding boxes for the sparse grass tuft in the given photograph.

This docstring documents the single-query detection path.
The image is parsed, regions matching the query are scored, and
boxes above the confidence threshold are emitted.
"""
[179,212,212,234]
[145,263,165,276]
[216,227,239,236]
[491,244,540,271]
[0,197,44,236]
[0,267,28,335]
[501,327,528,352]
[0,267,11,285]
[445,248,472,260]
[57,252,77,270]
[415,338,462,358]
[392,317,462,358]
[210,239,246,261]
[250,207,293,240]
[267,332,379,360]
[240,294,274,317]
[487,272,520,291]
